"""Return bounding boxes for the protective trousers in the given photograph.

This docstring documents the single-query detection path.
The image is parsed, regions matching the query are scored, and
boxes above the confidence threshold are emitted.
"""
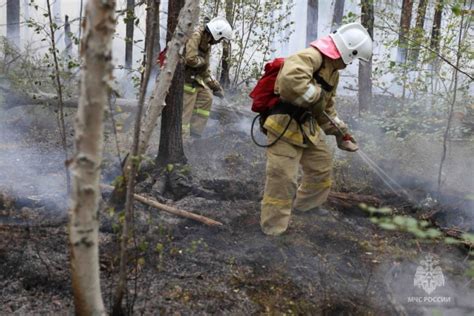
[182,84,213,137]
[260,133,333,236]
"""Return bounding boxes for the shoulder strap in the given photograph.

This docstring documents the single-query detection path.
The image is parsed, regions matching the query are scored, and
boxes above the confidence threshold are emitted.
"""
[313,60,334,92]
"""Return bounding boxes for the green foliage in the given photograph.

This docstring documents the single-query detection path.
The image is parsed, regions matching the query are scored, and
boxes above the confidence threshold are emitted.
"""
[450,4,463,16]
[360,203,474,277]
[138,240,149,252]
[359,97,474,142]
[185,238,208,254]
[359,203,471,242]
[360,203,392,215]
[1,1,80,102]
[342,11,358,24]
[373,0,472,115]
[113,175,126,188]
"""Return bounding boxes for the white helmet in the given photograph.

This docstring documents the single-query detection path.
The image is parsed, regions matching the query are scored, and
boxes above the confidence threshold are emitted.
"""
[329,22,373,64]
[206,17,233,41]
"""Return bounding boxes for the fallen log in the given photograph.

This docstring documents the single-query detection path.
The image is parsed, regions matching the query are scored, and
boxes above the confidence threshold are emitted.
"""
[328,191,382,208]
[101,184,223,227]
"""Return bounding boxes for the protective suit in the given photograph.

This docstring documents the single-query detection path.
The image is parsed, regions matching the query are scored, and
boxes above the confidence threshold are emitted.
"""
[182,27,216,137]
[260,22,372,236]
[182,18,232,138]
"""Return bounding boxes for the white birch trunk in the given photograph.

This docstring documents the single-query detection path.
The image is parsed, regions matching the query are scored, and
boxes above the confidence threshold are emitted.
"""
[69,0,116,315]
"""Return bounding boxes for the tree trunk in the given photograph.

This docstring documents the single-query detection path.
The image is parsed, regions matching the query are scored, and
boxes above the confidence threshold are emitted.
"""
[155,0,187,167]
[46,0,70,192]
[331,0,345,30]
[137,0,199,158]
[125,0,135,69]
[78,0,84,48]
[409,0,428,65]
[438,2,465,192]
[111,0,199,203]
[397,0,413,63]
[306,0,318,46]
[112,0,159,313]
[219,0,234,88]
[6,0,21,47]
[69,0,116,315]
[430,0,444,56]
[358,0,374,114]
[151,0,161,77]
[64,15,73,56]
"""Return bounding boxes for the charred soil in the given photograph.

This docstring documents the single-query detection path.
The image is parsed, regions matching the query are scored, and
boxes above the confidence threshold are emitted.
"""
[0,108,473,315]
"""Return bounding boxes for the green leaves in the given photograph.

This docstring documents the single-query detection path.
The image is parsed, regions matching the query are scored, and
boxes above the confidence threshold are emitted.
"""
[451,4,462,16]
[359,203,393,215]
[462,233,474,244]
[465,194,474,201]
[361,204,461,243]
[379,222,397,230]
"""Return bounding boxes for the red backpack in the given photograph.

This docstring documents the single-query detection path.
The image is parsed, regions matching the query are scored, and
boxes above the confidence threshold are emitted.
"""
[249,58,285,113]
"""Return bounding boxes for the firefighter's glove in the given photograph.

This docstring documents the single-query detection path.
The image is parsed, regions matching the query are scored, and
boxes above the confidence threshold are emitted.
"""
[205,78,221,91]
[310,87,327,117]
[206,79,224,99]
[320,116,348,136]
[213,89,225,99]
[336,133,358,152]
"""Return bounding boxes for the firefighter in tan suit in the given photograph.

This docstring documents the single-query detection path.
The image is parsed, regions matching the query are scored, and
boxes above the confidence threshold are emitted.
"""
[183,17,233,138]
[260,23,373,235]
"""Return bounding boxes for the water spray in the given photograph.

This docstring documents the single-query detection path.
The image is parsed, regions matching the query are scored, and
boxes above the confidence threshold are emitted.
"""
[218,96,243,121]
[356,149,416,202]
[322,111,415,202]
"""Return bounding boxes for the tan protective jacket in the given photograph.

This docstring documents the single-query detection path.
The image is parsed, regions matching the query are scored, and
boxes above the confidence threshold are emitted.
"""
[184,27,213,88]
[263,47,342,147]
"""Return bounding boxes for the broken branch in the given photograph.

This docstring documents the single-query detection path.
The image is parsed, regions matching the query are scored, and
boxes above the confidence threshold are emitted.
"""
[101,184,223,227]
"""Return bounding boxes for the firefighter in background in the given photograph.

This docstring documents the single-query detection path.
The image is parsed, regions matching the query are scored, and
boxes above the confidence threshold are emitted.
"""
[182,17,232,138]
[260,23,373,236]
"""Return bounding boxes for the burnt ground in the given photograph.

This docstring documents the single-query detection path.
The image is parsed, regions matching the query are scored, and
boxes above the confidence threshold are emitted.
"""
[0,103,473,315]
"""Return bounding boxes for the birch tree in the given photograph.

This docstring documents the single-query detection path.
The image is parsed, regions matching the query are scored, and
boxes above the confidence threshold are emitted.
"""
[69,0,116,314]
[7,0,21,47]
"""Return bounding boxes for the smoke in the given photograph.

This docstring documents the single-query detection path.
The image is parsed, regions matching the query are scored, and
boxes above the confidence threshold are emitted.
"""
[0,100,69,212]
[337,96,474,232]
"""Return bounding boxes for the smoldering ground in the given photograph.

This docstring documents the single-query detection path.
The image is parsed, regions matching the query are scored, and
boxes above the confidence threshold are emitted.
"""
[0,103,70,218]
[1,88,473,314]
[332,95,474,229]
